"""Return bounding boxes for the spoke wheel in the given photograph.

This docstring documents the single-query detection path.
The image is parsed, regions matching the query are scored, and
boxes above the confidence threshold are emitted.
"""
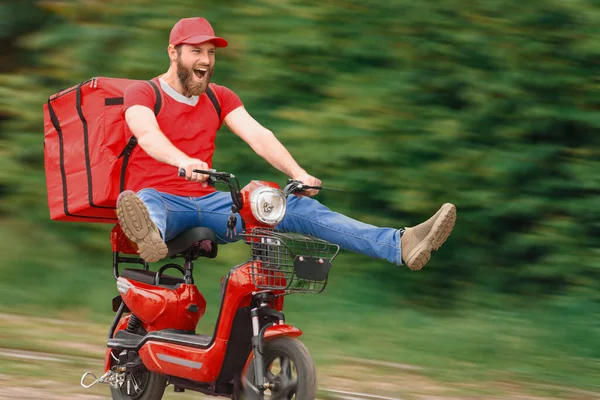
[119,370,150,399]
[109,358,166,400]
[241,337,317,400]
[266,355,299,399]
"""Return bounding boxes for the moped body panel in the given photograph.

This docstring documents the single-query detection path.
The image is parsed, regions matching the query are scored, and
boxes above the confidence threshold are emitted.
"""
[139,340,228,382]
[112,262,286,383]
[118,278,205,332]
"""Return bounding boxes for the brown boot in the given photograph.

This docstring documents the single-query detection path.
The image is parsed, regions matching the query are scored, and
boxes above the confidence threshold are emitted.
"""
[116,190,168,263]
[401,203,456,270]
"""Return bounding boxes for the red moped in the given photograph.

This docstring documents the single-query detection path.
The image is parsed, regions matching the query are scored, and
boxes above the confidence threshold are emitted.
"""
[81,169,339,399]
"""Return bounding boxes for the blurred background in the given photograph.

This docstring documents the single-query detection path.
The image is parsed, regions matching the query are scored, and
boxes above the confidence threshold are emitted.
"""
[0,0,599,399]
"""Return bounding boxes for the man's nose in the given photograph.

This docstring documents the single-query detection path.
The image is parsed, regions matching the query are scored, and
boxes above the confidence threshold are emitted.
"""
[198,52,211,64]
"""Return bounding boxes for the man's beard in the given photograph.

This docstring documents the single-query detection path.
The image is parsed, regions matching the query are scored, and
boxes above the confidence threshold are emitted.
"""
[176,57,213,97]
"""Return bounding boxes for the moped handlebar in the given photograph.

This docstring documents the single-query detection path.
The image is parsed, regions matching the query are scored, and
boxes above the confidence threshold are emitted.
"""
[177,168,236,181]
[178,168,215,187]
[178,168,324,197]
[178,168,243,211]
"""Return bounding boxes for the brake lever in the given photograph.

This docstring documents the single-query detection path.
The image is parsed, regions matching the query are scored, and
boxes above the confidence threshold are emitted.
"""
[301,185,322,191]
[283,181,301,196]
[283,184,321,197]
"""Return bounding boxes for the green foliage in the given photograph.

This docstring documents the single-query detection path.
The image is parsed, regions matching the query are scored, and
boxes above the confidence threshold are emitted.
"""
[1,0,599,390]
[1,0,599,310]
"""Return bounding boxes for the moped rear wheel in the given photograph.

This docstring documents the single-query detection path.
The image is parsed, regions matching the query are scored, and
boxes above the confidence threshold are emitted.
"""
[241,337,317,400]
[109,368,166,400]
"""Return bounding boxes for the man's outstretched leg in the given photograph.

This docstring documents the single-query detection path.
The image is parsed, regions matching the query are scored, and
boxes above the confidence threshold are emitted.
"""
[278,196,456,269]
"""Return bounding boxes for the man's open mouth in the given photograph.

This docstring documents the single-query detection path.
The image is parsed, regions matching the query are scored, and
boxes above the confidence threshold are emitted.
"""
[194,68,208,79]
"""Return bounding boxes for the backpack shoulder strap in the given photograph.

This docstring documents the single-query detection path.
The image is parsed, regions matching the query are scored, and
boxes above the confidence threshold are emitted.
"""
[205,85,222,121]
[147,80,162,116]
[121,80,161,148]
[118,80,162,192]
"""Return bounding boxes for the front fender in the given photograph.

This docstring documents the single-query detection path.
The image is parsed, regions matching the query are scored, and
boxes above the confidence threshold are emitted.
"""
[264,324,302,339]
[242,324,303,374]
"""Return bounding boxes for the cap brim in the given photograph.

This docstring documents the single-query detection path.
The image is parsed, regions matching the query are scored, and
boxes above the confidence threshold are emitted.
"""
[182,35,228,48]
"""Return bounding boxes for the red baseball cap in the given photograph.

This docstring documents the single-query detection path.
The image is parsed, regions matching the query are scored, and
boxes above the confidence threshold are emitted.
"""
[169,17,228,48]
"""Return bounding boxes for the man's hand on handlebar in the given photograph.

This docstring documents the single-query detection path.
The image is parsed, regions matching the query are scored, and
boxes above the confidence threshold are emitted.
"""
[175,165,323,197]
[179,158,210,186]
[291,172,321,197]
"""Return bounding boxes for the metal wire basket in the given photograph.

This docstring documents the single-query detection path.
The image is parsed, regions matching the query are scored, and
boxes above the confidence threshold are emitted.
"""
[242,229,340,294]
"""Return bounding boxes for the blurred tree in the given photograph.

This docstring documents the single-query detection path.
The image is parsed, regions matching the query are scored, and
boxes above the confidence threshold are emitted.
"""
[0,0,598,309]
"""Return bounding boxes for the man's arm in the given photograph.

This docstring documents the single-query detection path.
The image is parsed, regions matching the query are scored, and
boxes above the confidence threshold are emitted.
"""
[125,105,210,183]
[224,106,321,194]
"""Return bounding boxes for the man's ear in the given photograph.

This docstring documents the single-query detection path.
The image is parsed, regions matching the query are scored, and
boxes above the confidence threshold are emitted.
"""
[168,45,178,62]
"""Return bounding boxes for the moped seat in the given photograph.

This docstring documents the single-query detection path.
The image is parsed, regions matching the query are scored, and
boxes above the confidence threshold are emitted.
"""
[121,268,184,288]
[166,227,218,260]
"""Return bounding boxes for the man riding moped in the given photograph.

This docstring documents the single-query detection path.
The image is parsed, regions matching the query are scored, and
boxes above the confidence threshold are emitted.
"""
[118,16,457,272]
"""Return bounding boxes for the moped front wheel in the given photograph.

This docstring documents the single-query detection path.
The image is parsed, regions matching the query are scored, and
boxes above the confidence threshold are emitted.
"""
[109,368,166,400]
[241,337,317,400]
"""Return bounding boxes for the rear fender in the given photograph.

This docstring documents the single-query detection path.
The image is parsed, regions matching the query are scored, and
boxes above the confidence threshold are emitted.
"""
[104,315,131,372]
[104,348,113,373]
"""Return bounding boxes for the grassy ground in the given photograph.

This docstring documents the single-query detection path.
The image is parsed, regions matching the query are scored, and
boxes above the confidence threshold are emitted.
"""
[0,233,598,398]
[0,311,598,400]
[0,297,598,399]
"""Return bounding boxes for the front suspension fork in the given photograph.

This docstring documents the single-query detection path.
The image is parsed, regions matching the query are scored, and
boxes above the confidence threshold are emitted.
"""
[250,305,284,393]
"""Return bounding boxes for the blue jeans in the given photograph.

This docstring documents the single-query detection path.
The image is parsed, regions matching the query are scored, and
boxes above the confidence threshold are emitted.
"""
[137,189,402,265]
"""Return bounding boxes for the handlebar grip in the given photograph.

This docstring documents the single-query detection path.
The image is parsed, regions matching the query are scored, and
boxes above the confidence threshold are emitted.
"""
[178,168,215,177]
[285,179,320,191]
[177,167,217,187]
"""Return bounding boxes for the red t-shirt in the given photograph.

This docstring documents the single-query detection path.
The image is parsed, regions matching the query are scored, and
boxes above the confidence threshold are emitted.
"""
[123,77,243,197]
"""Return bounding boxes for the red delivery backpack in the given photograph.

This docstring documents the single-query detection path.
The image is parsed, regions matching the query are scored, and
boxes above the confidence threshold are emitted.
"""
[43,77,222,223]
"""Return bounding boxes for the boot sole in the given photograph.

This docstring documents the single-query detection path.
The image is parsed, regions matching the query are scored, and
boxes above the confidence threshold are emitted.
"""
[405,203,456,270]
[116,191,168,263]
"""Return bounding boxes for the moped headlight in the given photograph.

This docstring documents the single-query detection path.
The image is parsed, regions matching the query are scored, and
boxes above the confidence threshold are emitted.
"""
[250,188,287,225]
